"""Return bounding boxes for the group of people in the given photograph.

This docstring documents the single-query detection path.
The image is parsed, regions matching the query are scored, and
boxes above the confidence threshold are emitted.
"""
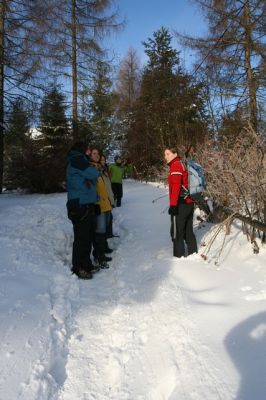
[66,141,198,280]
[66,141,126,280]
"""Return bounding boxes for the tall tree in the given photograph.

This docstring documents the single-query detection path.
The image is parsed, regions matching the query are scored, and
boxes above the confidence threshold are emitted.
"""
[176,0,266,131]
[4,98,30,189]
[116,47,141,112]
[114,47,141,153]
[0,0,60,193]
[51,0,122,139]
[127,27,206,175]
[37,86,70,192]
[87,60,115,153]
[0,0,4,193]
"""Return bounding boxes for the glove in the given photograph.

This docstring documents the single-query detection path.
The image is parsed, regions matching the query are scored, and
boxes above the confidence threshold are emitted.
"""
[168,205,179,215]
[94,204,101,215]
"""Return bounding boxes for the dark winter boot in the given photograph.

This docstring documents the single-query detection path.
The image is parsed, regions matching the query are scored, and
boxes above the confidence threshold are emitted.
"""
[105,239,113,254]
[71,267,93,280]
[88,264,101,274]
[94,233,111,267]
[98,260,110,269]
[103,255,112,261]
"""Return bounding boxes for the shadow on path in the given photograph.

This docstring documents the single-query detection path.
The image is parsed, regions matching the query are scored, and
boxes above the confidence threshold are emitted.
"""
[225,311,266,400]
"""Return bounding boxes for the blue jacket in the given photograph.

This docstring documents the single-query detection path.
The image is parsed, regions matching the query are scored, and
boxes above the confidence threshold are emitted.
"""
[67,150,99,205]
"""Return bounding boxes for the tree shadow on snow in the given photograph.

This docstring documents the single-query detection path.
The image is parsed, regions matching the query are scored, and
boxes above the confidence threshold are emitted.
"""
[224,311,266,400]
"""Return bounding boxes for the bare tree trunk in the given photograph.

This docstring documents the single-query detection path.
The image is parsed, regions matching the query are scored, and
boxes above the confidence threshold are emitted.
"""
[243,0,258,130]
[0,1,5,194]
[71,0,78,140]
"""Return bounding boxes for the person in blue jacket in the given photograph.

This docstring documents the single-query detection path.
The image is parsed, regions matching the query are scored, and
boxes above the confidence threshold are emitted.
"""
[66,141,100,279]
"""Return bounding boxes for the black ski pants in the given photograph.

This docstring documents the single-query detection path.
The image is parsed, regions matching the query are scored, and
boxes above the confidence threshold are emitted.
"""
[170,203,197,258]
[111,182,123,207]
[71,210,95,272]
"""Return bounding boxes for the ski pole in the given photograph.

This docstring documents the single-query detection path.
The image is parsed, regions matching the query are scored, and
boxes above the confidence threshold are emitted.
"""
[152,194,168,203]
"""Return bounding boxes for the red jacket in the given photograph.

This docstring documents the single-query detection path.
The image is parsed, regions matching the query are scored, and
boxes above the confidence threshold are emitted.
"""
[168,157,193,206]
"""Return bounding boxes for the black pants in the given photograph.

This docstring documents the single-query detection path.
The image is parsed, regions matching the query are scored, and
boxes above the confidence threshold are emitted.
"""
[71,211,95,272]
[92,233,106,262]
[111,183,123,207]
[106,212,113,238]
[170,203,197,258]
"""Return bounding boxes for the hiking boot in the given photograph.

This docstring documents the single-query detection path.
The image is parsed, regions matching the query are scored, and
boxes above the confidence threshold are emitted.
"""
[72,268,93,280]
[103,255,112,262]
[93,254,112,262]
[94,258,110,269]
[99,260,109,269]
[89,264,101,274]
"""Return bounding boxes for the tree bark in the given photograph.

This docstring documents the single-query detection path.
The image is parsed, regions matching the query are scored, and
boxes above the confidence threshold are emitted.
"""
[243,0,258,130]
[233,213,266,234]
[71,0,78,140]
[213,206,266,233]
[0,1,5,194]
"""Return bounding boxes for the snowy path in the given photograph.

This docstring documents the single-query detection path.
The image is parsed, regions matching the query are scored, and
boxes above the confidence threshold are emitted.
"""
[0,181,266,400]
[57,182,231,400]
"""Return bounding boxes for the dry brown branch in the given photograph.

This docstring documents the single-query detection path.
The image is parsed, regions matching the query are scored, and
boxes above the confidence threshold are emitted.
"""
[196,124,266,257]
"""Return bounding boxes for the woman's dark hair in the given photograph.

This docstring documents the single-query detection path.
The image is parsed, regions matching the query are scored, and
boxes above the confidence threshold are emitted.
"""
[185,144,194,159]
[70,141,88,154]
[90,146,102,155]
[165,146,179,156]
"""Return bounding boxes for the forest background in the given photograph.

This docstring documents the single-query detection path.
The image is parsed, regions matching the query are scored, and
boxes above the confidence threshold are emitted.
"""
[0,0,265,251]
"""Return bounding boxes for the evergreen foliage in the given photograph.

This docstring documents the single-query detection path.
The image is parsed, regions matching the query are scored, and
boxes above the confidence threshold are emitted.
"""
[87,61,115,154]
[4,99,31,189]
[36,86,71,193]
[126,27,207,178]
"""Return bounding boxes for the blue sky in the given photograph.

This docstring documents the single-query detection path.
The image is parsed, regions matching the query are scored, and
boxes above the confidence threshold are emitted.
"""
[107,0,207,69]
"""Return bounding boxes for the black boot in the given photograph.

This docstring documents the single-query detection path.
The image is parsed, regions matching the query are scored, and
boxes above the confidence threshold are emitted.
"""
[105,240,113,254]
[97,260,110,269]
[71,267,93,280]
[94,233,111,268]
[103,255,112,261]
[88,264,101,274]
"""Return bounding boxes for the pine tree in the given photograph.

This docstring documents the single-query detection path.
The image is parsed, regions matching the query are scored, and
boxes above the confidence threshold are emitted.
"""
[0,0,57,193]
[87,60,115,153]
[4,98,30,189]
[37,86,70,192]
[127,27,206,176]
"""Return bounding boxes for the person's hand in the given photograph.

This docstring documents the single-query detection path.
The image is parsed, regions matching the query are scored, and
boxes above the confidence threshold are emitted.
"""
[94,204,101,215]
[85,180,92,188]
[168,205,179,215]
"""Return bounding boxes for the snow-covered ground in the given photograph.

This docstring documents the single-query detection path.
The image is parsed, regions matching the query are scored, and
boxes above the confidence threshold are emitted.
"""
[0,180,265,400]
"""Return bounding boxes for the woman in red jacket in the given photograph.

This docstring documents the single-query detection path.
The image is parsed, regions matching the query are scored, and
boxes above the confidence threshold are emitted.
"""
[164,146,197,258]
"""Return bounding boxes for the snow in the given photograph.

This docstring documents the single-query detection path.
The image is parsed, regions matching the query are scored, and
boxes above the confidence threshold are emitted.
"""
[0,180,265,400]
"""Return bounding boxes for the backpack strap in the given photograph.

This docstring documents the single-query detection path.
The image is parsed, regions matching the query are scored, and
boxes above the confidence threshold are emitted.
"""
[178,160,189,199]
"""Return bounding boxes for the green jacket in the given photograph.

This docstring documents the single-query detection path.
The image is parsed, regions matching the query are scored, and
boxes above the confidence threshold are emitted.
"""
[109,163,124,184]
[124,163,135,178]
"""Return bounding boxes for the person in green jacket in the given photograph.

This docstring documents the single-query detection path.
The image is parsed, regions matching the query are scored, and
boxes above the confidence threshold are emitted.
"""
[109,155,124,207]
